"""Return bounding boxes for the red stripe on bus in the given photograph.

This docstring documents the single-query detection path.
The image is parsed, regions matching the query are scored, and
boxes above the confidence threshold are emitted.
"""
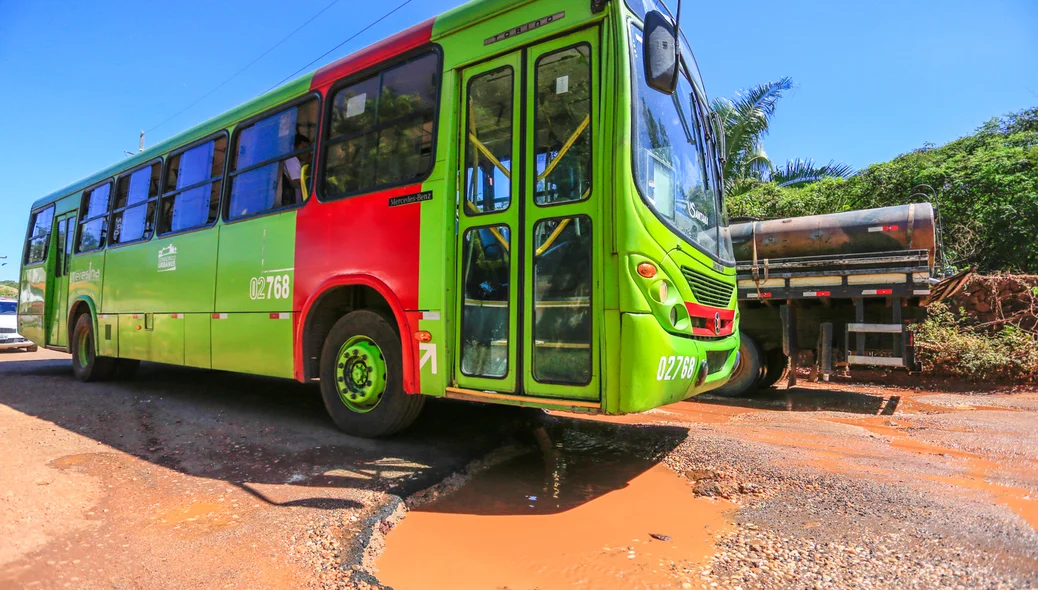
[294,183,424,391]
[310,19,434,90]
[685,301,736,320]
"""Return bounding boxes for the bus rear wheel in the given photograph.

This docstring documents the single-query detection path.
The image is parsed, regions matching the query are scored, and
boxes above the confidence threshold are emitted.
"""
[319,310,425,438]
[71,314,115,382]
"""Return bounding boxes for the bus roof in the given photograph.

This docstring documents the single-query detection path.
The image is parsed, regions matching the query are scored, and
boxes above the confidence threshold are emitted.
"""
[30,0,524,212]
[31,73,313,211]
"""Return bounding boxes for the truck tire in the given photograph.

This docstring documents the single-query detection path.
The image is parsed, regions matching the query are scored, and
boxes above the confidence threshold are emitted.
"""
[319,310,425,438]
[712,330,764,397]
[70,314,116,382]
[758,349,788,389]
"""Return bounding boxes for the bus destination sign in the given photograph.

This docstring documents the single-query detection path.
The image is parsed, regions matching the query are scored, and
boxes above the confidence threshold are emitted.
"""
[484,12,565,46]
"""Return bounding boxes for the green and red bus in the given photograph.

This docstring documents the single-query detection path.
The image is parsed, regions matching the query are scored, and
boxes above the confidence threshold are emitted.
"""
[18,0,738,437]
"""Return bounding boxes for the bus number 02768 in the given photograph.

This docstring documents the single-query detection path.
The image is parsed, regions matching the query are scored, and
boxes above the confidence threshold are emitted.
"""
[656,355,696,381]
[249,274,292,300]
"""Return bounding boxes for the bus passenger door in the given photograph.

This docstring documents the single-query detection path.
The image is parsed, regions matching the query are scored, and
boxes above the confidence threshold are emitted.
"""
[46,213,76,347]
[454,53,522,394]
[520,30,600,401]
[453,28,600,402]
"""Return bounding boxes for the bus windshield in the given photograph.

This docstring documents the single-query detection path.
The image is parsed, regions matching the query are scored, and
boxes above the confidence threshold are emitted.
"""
[629,24,733,264]
[0,301,16,315]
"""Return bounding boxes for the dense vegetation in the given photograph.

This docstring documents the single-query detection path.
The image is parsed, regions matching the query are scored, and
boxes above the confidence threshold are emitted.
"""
[0,280,16,299]
[727,107,1038,273]
[913,301,1038,383]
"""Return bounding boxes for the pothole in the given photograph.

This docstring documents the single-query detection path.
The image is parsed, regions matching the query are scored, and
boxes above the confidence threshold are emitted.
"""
[376,423,735,589]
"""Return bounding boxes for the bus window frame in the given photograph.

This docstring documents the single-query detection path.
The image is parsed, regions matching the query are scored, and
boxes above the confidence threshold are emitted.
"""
[462,63,515,217]
[22,204,56,267]
[107,157,163,250]
[157,130,230,238]
[75,178,115,254]
[317,45,444,203]
[222,92,322,224]
[532,41,594,210]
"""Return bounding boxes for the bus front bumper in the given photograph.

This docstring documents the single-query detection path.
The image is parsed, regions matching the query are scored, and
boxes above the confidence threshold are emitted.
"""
[617,312,739,414]
[0,338,34,351]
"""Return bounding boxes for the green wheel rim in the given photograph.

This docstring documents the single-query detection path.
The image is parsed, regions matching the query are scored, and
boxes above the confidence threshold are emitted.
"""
[334,336,387,413]
[76,327,91,369]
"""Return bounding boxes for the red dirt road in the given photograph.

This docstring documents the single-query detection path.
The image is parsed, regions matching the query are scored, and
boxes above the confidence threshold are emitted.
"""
[2,349,1037,589]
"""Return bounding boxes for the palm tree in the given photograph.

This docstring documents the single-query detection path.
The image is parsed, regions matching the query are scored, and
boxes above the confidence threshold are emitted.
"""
[711,77,853,196]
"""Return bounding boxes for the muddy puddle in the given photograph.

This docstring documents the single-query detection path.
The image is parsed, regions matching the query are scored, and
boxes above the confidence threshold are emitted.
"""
[377,425,732,590]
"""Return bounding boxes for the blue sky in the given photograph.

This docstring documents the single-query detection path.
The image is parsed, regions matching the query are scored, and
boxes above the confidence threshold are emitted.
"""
[1,0,1035,281]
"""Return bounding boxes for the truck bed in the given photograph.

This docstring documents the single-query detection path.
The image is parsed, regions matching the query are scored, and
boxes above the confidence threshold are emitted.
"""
[736,249,932,302]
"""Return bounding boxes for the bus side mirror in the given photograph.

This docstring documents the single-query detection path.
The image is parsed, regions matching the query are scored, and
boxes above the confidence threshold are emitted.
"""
[643,10,679,95]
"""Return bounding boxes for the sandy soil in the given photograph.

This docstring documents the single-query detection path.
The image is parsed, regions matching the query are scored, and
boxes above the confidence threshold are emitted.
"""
[2,349,1036,589]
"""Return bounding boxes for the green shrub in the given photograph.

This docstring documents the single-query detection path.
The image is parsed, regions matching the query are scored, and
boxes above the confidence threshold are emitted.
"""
[730,107,1038,273]
[912,302,1038,383]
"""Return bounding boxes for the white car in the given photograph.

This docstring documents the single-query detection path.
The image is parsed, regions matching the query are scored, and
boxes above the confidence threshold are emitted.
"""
[0,298,37,352]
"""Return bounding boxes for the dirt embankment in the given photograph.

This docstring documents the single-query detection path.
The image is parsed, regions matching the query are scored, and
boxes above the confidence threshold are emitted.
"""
[949,273,1038,333]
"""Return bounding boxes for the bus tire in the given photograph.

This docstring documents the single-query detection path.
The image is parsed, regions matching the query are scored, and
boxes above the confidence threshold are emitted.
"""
[113,358,141,380]
[71,314,115,382]
[26,345,38,353]
[319,310,425,438]
[712,330,764,397]
[758,349,788,389]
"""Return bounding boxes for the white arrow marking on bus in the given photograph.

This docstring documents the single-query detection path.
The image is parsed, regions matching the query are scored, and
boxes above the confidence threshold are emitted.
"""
[419,342,437,375]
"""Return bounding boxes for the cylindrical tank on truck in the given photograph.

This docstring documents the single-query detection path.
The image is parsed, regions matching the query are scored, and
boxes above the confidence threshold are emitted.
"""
[717,203,939,397]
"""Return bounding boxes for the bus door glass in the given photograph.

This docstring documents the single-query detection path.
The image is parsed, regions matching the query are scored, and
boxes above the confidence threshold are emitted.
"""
[47,212,76,347]
[455,28,600,401]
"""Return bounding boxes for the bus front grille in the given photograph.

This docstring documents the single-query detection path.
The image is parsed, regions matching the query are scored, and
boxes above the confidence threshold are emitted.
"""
[680,267,735,308]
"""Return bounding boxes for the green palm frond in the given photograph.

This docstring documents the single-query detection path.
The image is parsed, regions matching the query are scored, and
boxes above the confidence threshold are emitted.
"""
[770,158,856,187]
[711,77,793,179]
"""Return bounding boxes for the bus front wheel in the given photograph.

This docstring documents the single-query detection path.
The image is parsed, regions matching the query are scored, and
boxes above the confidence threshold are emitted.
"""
[319,310,425,438]
[71,314,115,382]
[712,331,764,397]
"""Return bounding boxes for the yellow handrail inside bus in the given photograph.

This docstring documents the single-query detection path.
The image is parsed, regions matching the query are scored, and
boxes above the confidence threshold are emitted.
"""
[532,187,590,256]
[464,200,510,252]
[537,115,590,183]
[300,163,311,201]
[535,219,570,256]
[468,133,511,179]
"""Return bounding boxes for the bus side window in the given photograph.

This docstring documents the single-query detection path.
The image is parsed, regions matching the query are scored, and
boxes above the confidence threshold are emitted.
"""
[322,52,440,199]
[111,162,161,245]
[158,135,227,234]
[77,182,112,252]
[226,98,318,220]
[24,206,55,265]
